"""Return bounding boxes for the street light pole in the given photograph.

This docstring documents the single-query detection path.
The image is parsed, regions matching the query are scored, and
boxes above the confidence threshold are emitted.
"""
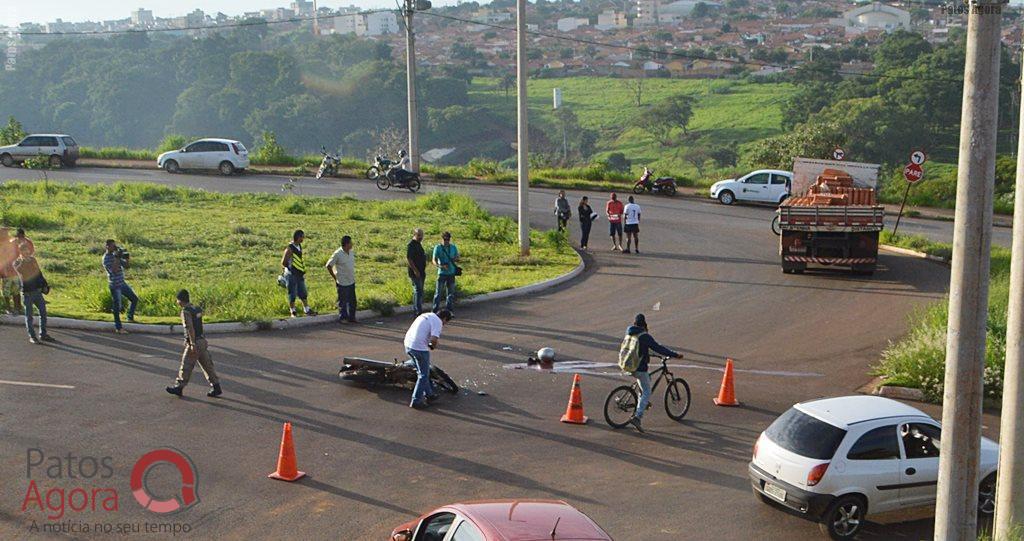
[403,0,420,174]
[934,2,1002,539]
[516,0,530,255]
[995,38,1024,541]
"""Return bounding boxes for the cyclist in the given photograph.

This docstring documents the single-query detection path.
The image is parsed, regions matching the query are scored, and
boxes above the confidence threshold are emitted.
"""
[625,313,681,433]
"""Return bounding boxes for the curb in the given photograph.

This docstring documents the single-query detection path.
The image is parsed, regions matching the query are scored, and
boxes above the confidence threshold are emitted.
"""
[874,385,927,402]
[878,244,950,265]
[1,251,585,335]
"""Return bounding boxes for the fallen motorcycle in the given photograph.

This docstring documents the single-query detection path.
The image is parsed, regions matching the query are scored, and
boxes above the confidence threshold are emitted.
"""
[339,356,459,394]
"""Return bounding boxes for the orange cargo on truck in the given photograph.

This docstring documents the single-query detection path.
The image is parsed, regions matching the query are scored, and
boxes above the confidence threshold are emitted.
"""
[777,158,883,275]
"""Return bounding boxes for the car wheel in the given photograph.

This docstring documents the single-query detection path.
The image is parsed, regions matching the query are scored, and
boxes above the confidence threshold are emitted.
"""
[718,190,735,205]
[819,495,866,540]
[1,154,13,167]
[978,472,996,516]
[219,161,235,176]
[163,160,180,174]
[48,155,63,168]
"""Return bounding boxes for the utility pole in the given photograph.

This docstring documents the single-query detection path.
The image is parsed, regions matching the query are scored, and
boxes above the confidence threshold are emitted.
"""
[403,0,420,174]
[516,0,530,255]
[995,39,1024,541]
[934,2,1002,540]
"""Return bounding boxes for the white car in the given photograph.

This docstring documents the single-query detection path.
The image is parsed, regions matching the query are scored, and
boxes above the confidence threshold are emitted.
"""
[0,134,79,167]
[709,169,792,205]
[157,138,249,175]
[750,396,998,540]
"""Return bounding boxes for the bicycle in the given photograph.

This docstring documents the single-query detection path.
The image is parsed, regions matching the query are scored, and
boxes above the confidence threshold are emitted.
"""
[604,356,691,428]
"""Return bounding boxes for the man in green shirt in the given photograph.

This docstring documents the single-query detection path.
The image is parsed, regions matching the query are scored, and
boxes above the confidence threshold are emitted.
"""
[431,231,460,314]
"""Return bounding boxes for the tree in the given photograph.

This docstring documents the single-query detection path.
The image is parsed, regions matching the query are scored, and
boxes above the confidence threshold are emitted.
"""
[873,30,932,72]
[0,116,26,145]
[499,73,516,99]
[743,122,846,169]
[691,2,711,18]
[708,142,739,168]
[682,144,711,176]
[642,94,696,146]
[622,77,645,107]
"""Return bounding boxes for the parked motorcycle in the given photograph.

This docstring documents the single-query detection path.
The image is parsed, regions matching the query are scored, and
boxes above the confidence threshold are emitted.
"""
[316,146,339,180]
[633,167,677,196]
[377,166,421,193]
[366,154,395,180]
[339,356,459,394]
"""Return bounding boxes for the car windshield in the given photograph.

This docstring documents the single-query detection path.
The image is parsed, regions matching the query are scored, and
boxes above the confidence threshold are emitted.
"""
[765,407,847,460]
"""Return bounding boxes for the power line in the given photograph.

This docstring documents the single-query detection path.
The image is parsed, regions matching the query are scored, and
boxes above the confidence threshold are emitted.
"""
[418,10,967,84]
[14,9,393,36]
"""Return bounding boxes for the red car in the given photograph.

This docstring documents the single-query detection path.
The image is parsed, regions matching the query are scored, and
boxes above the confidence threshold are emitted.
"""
[390,499,613,541]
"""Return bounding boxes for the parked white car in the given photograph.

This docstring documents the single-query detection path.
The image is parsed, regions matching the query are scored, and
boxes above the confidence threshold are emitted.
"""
[709,169,792,205]
[750,396,998,540]
[157,138,249,175]
[0,134,79,167]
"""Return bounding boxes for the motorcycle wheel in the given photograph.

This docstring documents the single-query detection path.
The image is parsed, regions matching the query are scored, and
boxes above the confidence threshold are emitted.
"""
[430,366,460,394]
[665,184,677,196]
[407,177,421,193]
[316,168,325,180]
[339,368,384,386]
[376,177,390,191]
[366,166,380,180]
[633,184,645,195]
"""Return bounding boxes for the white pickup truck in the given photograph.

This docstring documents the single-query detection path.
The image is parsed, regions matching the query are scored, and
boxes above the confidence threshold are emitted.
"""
[709,169,793,205]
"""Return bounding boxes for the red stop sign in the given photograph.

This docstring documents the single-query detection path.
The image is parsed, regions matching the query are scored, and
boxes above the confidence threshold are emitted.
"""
[903,163,924,183]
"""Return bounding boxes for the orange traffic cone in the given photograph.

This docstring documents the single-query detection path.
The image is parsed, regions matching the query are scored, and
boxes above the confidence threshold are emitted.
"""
[268,422,307,482]
[560,374,589,424]
[713,359,740,407]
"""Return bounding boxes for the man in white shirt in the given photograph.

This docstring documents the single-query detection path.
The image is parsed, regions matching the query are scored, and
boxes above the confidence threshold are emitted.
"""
[404,309,453,409]
[326,235,357,323]
[623,196,642,254]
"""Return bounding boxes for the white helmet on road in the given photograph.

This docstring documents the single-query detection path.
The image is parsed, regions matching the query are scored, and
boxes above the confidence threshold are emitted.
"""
[537,347,556,362]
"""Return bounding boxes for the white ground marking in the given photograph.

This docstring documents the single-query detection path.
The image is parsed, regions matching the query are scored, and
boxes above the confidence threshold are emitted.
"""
[0,379,76,389]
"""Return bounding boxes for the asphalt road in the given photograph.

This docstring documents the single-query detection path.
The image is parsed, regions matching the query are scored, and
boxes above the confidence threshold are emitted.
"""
[0,166,991,540]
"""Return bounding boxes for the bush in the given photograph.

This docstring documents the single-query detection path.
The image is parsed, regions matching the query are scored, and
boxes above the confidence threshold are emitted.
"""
[251,131,297,166]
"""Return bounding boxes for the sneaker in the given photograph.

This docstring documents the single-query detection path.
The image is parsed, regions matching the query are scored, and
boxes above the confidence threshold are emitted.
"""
[628,416,645,433]
[304,309,318,316]
[623,249,631,254]
[28,336,40,345]
[290,310,298,318]
[115,328,130,334]
[410,401,429,410]
[165,385,184,397]
[207,384,223,398]
[40,334,56,342]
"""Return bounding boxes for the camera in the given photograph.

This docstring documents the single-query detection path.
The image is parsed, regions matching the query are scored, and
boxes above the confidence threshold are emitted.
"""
[116,247,131,268]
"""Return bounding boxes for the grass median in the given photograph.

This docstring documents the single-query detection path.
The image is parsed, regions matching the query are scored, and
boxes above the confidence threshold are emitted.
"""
[0,181,578,324]
[876,231,1008,403]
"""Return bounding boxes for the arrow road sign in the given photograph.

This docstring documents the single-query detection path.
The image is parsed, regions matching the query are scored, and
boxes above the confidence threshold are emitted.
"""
[832,148,845,161]
[910,150,927,165]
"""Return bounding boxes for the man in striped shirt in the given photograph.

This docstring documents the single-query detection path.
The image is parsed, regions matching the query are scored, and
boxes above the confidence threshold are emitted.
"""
[103,239,139,334]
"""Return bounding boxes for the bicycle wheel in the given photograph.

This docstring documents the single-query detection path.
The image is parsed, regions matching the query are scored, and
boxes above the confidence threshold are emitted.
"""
[604,385,638,428]
[664,378,691,421]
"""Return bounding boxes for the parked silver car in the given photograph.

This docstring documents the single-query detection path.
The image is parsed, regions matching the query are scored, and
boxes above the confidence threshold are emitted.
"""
[157,138,249,175]
[0,134,79,167]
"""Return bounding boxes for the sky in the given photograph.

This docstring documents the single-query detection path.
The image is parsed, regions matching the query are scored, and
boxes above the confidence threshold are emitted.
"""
[0,0,464,27]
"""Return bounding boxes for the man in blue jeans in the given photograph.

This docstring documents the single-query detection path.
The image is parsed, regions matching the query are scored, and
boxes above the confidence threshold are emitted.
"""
[103,239,139,334]
[406,228,427,316]
[625,313,681,433]
[403,309,452,409]
[431,231,459,314]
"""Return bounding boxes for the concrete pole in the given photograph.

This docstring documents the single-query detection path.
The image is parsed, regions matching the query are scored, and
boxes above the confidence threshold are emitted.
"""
[516,0,530,256]
[404,0,420,174]
[934,3,1002,540]
[995,40,1024,541]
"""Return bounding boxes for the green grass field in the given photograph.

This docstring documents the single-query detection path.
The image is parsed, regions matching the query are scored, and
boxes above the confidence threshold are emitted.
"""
[470,77,795,180]
[0,182,577,324]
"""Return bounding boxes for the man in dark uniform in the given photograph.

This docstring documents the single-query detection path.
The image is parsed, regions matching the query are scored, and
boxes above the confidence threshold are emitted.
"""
[166,289,222,398]
[406,228,427,316]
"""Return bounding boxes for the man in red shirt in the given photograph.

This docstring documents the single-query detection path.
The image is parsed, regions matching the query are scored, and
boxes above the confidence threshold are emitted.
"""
[606,193,625,251]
